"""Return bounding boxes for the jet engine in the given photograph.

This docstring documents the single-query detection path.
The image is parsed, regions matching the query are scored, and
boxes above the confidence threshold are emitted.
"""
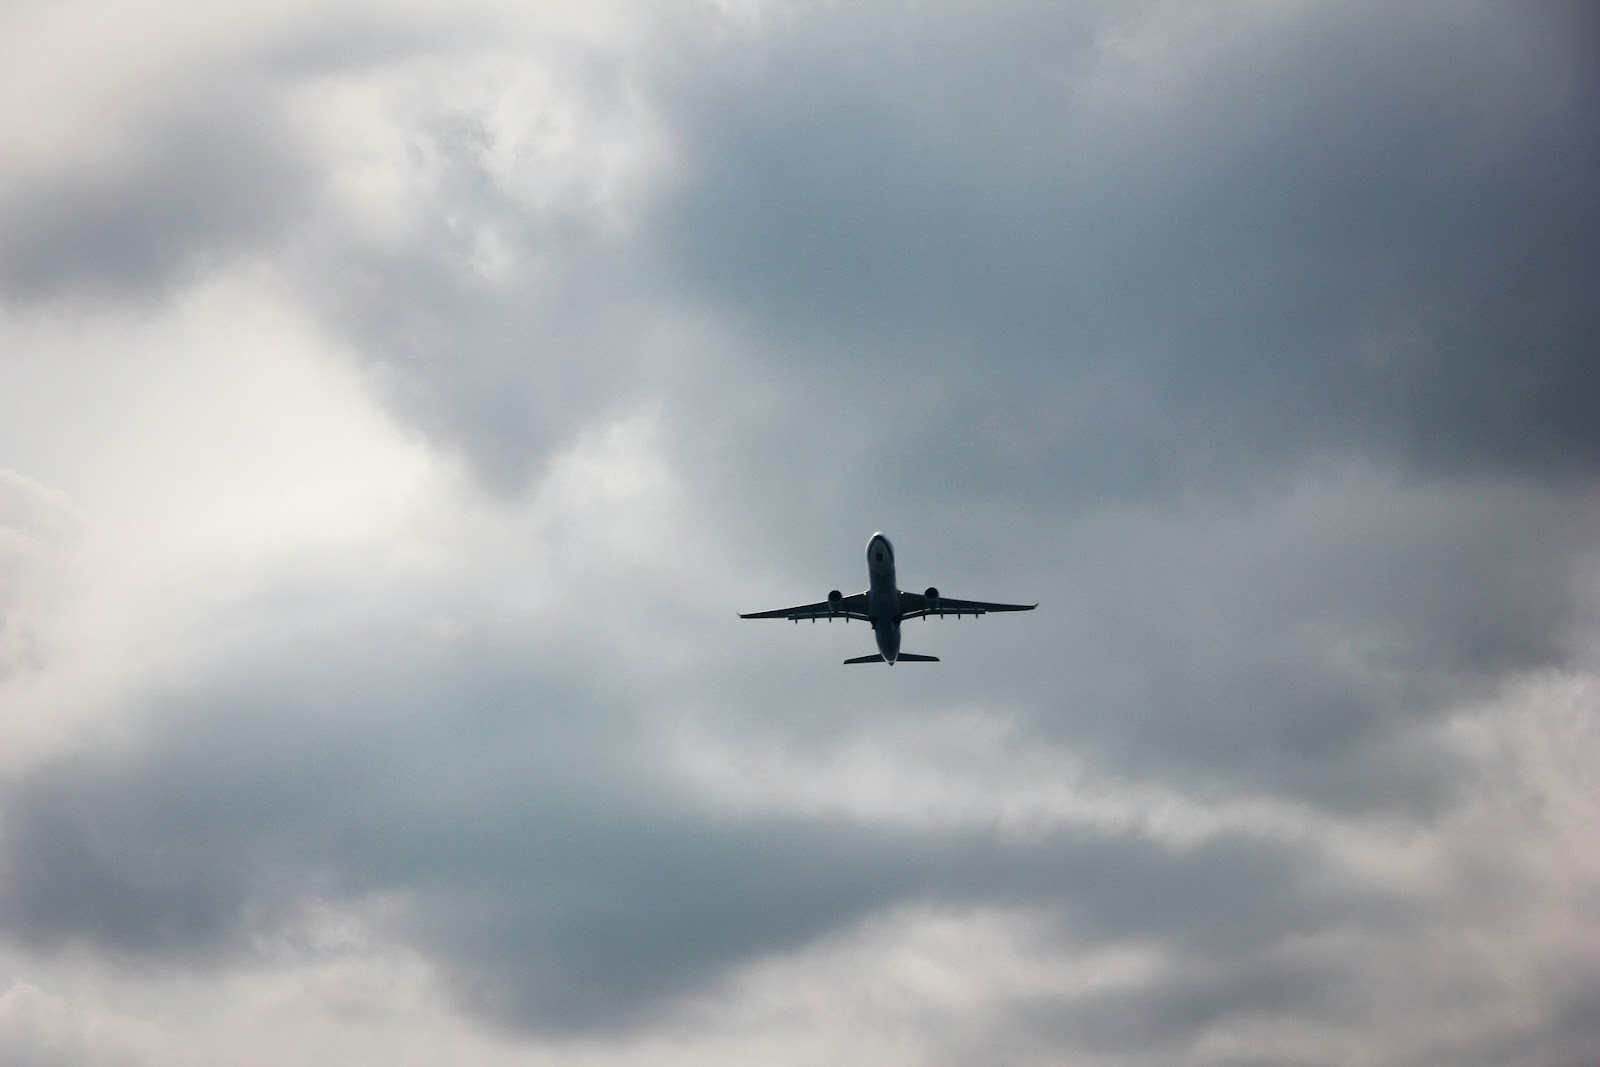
[924,587,940,612]
[828,589,843,612]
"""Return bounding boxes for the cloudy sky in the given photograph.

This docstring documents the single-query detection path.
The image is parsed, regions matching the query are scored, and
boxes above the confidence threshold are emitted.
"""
[2,1,1597,1064]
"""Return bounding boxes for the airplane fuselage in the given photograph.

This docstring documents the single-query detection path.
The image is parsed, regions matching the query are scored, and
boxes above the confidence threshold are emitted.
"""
[865,532,901,663]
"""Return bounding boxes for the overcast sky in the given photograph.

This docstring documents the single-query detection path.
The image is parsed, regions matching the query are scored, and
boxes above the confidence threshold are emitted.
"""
[2,1,1597,1064]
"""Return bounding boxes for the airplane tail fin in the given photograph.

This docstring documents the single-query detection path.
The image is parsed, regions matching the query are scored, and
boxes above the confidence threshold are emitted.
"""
[842,653,941,664]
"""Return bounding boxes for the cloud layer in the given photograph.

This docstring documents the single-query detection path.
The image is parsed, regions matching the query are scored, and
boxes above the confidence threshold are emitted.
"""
[1,2,1596,1064]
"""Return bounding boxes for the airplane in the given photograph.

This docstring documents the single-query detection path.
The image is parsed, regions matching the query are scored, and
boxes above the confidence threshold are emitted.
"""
[740,532,1037,664]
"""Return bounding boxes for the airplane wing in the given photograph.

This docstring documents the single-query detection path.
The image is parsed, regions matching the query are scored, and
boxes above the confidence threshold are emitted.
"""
[740,592,870,622]
[899,592,1037,620]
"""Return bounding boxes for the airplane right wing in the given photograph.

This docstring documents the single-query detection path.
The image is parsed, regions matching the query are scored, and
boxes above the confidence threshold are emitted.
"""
[899,592,1037,620]
[740,592,870,622]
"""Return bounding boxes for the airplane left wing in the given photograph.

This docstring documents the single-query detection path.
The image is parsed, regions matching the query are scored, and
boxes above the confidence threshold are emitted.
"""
[899,592,1037,620]
[740,592,869,622]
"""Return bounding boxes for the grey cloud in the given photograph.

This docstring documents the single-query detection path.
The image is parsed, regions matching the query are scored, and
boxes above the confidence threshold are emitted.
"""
[0,7,480,312]
[8,0,1592,494]
[286,86,668,491]
[610,0,1600,820]
[1009,481,1600,813]
[0,91,311,307]
[686,475,1599,818]
[254,0,1597,496]
[0,1035,80,1067]
[293,163,655,490]
[3,2,1597,1062]
[0,472,80,683]
[1534,979,1600,1067]
[0,621,916,1027]
[0,508,1585,1057]
[1006,957,1344,1061]
[259,8,490,77]
[0,602,1392,1037]
[648,0,1599,498]
[0,473,82,543]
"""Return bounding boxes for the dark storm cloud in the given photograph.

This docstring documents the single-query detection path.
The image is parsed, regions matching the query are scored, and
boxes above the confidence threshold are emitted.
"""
[0,614,925,1028]
[613,0,1600,823]
[71,0,1573,503]
[649,0,1599,495]
[0,603,1397,1036]
[3,1,1595,1061]
[680,471,1598,821]
[999,480,1600,813]
[8,0,1591,490]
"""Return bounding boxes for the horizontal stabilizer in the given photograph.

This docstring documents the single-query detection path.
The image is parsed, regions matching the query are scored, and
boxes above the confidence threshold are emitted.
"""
[842,653,941,664]
[843,654,885,664]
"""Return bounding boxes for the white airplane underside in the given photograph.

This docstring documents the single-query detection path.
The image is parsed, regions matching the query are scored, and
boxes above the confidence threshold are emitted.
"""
[739,533,1037,664]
